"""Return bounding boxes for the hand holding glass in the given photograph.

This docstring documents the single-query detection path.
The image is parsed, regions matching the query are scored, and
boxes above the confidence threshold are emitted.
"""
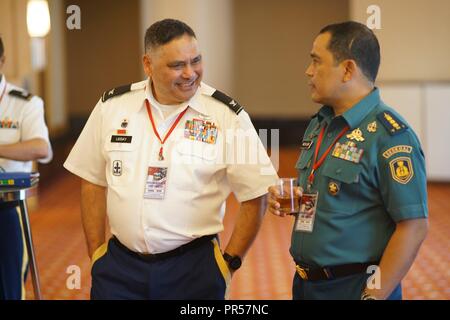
[276,178,300,215]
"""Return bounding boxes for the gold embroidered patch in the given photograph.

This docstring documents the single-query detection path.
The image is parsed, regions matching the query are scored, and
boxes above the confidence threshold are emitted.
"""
[346,128,365,142]
[383,145,413,159]
[389,157,414,184]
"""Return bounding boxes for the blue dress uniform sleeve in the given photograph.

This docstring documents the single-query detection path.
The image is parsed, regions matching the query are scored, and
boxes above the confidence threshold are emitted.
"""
[376,129,428,222]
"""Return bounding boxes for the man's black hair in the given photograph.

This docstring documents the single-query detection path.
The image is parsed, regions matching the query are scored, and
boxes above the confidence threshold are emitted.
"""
[320,21,380,82]
[144,19,196,52]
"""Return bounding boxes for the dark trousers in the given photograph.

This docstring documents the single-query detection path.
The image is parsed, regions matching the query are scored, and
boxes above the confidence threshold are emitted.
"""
[292,271,402,300]
[0,203,28,300]
[91,237,229,300]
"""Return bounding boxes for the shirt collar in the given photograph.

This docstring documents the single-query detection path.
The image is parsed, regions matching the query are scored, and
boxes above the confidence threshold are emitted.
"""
[341,88,380,129]
[317,88,380,129]
[316,105,334,123]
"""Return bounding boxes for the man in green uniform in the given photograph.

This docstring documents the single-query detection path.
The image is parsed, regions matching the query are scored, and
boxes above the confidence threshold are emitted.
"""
[268,21,428,300]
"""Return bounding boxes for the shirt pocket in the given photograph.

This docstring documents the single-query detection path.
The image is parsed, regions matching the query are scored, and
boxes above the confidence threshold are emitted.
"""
[320,161,362,214]
[0,128,20,144]
[103,134,140,186]
[295,149,314,188]
[172,139,222,192]
[176,138,219,162]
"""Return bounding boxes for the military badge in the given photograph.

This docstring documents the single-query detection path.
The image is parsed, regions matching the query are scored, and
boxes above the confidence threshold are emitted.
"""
[332,141,364,163]
[184,118,218,144]
[121,119,128,128]
[389,156,414,184]
[0,117,19,129]
[328,181,340,196]
[112,160,122,176]
[382,145,412,159]
[377,111,407,135]
[346,128,365,141]
[367,121,377,133]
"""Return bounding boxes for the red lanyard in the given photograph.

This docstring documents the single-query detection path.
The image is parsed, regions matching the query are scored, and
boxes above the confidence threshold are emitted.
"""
[145,99,188,161]
[307,123,350,188]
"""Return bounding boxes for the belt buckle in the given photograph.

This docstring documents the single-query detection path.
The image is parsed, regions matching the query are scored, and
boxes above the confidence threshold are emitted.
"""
[296,265,309,280]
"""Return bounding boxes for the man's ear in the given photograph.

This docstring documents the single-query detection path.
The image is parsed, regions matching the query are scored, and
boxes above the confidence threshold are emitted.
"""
[342,59,357,82]
[142,54,152,77]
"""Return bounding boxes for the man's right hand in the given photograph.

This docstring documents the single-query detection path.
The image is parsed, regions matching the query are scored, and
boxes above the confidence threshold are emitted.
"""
[267,185,302,217]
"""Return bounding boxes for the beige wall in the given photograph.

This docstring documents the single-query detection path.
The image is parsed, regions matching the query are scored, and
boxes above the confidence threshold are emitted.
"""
[0,0,32,86]
[65,0,142,117]
[140,0,234,94]
[232,0,349,118]
[350,0,450,82]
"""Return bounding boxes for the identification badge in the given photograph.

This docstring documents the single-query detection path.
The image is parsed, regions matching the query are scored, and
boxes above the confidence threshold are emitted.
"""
[294,192,319,233]
[111,135,132,143]
[143,167,168,199]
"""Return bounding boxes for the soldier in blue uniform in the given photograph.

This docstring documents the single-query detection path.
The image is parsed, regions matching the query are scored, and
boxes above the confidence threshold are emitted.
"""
[268,21,428,300]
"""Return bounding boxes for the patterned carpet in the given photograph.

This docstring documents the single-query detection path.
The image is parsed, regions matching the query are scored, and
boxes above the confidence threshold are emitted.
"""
[23,149,449,300]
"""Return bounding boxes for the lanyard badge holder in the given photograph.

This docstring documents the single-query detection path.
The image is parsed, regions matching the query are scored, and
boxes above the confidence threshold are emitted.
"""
[143,99,188,199]
[295,123,349,233]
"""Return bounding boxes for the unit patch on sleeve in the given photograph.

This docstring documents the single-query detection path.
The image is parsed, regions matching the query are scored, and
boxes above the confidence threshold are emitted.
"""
[382,145,413,159]
[389,156,414,184]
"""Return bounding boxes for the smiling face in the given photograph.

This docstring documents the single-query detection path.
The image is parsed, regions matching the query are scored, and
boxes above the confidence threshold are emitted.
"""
[143,34,203,105]
[305,32,345,106]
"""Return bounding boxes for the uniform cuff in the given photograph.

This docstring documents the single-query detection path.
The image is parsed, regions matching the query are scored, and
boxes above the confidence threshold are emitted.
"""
[63,162,107,187]
[389,203,428,222]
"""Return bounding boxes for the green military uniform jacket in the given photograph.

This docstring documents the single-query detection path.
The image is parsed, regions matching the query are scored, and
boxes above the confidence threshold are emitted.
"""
[291,88,428,267]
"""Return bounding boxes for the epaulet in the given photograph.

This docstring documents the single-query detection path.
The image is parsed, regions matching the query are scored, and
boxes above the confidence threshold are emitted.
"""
[101,84,132,102]
[310,112,319,119]
[211,90,244,115]
[377,110,408,135]
[8,90,32,101]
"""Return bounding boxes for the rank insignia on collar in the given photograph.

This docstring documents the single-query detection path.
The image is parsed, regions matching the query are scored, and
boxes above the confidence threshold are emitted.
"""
[346,128,365,142]
[367,121,377,133]
[332,141,364,163]
[389,156,414,184]
[328,181,340,196]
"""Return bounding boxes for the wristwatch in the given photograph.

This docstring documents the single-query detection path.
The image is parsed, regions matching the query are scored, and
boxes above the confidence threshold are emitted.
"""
[223,253,242,271]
